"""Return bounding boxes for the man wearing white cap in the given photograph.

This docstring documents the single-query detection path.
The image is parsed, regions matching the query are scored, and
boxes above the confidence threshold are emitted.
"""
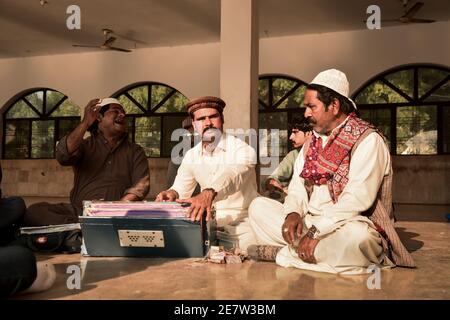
[24,98,150,230]
[248,69,414,274]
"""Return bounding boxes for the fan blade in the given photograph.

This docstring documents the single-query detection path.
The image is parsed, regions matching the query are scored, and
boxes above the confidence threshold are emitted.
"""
[105,29,147,45]
[104,36,117,46]
[72,44,101,48]
[403,2,424,19]
[108,46,132,53]
[115,33,147,45]
[409,18,435,23]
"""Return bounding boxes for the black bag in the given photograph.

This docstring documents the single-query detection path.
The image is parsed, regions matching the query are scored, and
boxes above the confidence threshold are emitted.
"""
[17,225,82,253]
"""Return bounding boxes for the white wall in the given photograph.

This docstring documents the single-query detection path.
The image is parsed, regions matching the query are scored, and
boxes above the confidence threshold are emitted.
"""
[260,21,450,91]
[1,21,449,110]
[0,42,220,109]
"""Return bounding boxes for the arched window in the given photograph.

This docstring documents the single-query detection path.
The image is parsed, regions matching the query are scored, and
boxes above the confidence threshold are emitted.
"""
[258,75,307,156]
[112,82,189,157]
[2,88,80,159]
[352,64,450,155]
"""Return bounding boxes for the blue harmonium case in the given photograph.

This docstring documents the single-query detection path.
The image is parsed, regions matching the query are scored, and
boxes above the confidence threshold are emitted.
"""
[80,201,216,258]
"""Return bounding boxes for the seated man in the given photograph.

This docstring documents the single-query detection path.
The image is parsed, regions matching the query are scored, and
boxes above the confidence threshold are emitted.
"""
[249,69,415,274]
[156,96,259,250]
[24,98,150,226]
[264,117,312,201]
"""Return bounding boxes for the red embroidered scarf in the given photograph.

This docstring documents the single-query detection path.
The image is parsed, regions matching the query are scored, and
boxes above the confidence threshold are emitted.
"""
[300,113,374,202]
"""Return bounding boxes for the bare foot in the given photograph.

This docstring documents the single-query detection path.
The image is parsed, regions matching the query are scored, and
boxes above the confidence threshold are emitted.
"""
[23,262,56,294]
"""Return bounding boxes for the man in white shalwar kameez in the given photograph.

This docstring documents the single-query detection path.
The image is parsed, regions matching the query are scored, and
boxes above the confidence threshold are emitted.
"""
[156,96,259,250]
[249,69,414,274]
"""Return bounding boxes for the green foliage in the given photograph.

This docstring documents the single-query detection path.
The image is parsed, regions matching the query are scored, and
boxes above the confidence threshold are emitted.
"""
[6,100,39,119]
[272,78,297,107]
[418,68,449,98]
[155,91,188,113]
[25,92,44,114]
[134,117,161,157]
[129,85,149,109]
[259,79,269,107]
[396,105,437,155]
[425,80,450,102]
[385,69,414,99]
[4,121,29,159]
[4,89,80,158]
[355,81,407,104]
[278,85,306,109]
[355,67,449,155]
[49,99,80,117]
[118,95,144,114]
[31,120,55,158]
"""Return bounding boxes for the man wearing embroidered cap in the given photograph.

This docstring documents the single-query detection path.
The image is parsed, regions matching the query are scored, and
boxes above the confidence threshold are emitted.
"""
[24,98,150,229]
[156,96,259,250]
[248,69,414,274]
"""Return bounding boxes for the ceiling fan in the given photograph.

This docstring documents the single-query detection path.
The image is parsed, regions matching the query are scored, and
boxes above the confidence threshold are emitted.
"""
[383,1,436,24]
[72,28,133,52]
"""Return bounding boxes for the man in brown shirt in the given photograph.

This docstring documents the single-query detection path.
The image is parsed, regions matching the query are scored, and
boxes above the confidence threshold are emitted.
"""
[23,98,150,226]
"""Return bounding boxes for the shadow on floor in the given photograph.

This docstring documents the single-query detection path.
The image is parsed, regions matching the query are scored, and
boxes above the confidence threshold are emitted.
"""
[17,256,168,299]
[395,227,424,252]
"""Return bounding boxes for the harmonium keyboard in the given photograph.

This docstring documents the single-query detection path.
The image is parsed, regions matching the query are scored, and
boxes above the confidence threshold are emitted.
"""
[79,201,216,258]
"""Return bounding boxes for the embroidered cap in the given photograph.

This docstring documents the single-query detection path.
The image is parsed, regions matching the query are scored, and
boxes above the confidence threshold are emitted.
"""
[186,96,226,115]
[310,69,357,110]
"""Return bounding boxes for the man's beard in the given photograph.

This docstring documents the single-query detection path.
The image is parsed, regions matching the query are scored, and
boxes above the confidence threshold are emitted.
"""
[202,127,222,152]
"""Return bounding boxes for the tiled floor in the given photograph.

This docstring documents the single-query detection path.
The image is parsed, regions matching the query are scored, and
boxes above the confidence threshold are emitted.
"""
[13,206,449,300]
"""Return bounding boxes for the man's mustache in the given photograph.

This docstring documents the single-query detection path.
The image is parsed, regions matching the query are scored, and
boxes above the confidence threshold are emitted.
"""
[202,126,218,134]
[306,117,316,124]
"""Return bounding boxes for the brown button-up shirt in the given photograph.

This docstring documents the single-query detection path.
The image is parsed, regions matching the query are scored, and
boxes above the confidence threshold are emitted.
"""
[56,131,150,215]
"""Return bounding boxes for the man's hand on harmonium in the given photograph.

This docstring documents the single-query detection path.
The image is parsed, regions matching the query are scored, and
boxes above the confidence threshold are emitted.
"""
[155,189,178,202]
[176,188,217,222]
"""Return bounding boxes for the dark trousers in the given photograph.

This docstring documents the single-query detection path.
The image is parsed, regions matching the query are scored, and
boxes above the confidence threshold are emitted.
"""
[0,196,26,245]
[23,202,77,227]
[0,196,36,297]
[0,245,37,298]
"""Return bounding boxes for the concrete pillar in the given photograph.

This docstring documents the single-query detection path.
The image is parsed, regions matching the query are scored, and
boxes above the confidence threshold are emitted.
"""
[220,0,259,131]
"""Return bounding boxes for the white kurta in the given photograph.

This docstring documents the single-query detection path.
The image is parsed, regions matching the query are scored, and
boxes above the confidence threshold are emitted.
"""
[249,124,395,274]
[171,132,259,249]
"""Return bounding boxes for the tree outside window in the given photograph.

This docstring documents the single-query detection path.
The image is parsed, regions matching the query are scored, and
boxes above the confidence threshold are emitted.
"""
[112,82,189,157]
[353,64,450,155]
[2,88,80,159]
[258,75,307,158]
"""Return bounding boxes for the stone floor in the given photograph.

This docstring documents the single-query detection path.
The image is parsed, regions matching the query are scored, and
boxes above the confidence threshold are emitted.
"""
[13,205,450,300]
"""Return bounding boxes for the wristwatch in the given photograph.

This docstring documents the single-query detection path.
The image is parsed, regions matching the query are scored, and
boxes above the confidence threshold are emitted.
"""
[306,225,320,239]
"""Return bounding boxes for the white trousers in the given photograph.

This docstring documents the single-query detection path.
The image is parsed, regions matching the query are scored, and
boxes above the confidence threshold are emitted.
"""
[214,209,256,251]
[248,197,394,274]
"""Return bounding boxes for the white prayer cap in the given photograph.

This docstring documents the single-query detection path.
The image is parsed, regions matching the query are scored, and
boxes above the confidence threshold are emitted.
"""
[98,98,123,108]
[310,69,357,110]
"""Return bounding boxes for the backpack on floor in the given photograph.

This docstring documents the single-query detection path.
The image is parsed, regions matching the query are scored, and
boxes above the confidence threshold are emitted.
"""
[16,223,82,253]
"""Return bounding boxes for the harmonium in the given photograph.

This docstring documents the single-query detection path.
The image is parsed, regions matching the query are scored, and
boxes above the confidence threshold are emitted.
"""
[79,201,216,258]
